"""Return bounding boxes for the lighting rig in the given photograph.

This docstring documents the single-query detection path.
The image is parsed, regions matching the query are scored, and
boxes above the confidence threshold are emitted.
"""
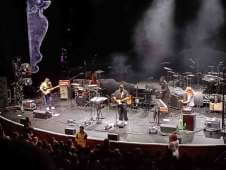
[11,57,32,110]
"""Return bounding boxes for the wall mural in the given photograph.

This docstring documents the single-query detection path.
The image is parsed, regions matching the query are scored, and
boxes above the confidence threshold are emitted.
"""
[27,0,51,73]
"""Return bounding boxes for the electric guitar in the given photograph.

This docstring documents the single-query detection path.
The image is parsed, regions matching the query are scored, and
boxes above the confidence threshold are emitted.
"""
[113,96,132,105]
[42,85,60,95]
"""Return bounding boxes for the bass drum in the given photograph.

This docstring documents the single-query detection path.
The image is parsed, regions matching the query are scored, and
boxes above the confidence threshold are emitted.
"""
[194,91,203,107]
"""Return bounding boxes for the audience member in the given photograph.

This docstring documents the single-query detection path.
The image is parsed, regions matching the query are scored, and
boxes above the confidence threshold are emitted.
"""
[75,126,88,148]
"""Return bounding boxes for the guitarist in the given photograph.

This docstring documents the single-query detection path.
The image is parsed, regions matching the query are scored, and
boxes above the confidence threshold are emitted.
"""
[112,84,129,126]
[40,78,56,111]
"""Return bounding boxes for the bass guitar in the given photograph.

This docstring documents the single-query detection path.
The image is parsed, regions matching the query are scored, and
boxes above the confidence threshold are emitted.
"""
[42,85,60,95]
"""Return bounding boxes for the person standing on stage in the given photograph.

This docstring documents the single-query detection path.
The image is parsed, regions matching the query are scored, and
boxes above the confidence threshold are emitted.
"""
[40,78,56,111]
[112,84,130,126]
[89,71,100,86]
[75,126,88,148]
[160,79,170,105]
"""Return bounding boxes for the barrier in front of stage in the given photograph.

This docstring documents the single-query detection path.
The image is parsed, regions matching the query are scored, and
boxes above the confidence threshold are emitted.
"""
[1,115,226,160]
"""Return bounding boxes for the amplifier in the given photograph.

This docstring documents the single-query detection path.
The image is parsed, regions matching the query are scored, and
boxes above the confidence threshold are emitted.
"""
[59,80,70,99]
[33,110,52,119]
[183,113,196,131]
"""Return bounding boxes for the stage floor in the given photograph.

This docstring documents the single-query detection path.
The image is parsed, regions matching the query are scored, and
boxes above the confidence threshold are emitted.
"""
[2,98,225,145]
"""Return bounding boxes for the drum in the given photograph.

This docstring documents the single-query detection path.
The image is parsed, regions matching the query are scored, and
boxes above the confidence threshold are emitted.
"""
[75,96,88,106]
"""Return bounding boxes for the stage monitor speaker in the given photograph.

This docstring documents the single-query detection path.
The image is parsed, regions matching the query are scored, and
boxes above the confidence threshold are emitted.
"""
[183,113,196,131]
[22,99,36,111]
[108,133,119,141]
[65,126,76,135]
[20,117,27,126]
[33,110,52,119]
[204,118,220,132]
[204,131,221,139]
[160,124,177,135]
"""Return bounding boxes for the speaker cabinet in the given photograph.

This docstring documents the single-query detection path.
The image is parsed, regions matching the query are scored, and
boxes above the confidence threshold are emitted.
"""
[65,127,76,135]
[160,124,177,135]
[33,110,52,119]
[108,133,119,141]
[183,113,196,131]
[59,80,70,99]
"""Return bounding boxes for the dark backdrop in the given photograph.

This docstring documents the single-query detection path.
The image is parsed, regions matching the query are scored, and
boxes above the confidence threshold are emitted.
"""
[1,0,226,84]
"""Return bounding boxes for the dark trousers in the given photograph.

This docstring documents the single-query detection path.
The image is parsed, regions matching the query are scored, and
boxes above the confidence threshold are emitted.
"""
[44,94,52,107]
[118,104,128,121]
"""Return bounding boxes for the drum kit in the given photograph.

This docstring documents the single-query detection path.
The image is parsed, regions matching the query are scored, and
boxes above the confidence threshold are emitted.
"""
[163,64,224,93]
[71,82,102,107]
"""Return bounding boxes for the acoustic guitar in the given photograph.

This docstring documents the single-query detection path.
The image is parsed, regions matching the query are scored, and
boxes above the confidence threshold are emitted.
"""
[42,85,60,95]
[114,96,132,105]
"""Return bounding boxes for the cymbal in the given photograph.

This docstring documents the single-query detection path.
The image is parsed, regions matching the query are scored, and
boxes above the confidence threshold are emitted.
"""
[163,67,172,71]
[208,72,219,75]
[202,74,223,82]
[168,71,175,74]
[71,83,80,86]
[96,70,104,74]
[187,74,195,77]
[183,72,192,75]
[78,87,84,90]
[88,84,98,87]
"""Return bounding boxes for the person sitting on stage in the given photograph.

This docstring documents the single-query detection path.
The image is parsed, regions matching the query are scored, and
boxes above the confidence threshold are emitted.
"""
[180,86,195,111]
[40,78,56,111]
[112,84,130,126]
[75,126,88,148]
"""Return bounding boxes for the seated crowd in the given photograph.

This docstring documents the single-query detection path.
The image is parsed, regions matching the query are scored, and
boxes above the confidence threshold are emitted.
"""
[0,123,225,170]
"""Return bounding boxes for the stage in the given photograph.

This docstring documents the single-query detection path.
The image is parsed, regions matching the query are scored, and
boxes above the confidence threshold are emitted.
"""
[2,95,225,145]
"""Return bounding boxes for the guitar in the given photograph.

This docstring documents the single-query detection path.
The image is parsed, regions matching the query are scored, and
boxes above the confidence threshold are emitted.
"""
[113,96,132,105]
[42,85,60,95]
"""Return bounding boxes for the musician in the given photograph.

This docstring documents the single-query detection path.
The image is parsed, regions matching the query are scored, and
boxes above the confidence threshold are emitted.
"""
[89,71,100,86]
[112,84,129,126]
[180,86,195,110]
[160,79,170,104]
[40,78,55,111]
